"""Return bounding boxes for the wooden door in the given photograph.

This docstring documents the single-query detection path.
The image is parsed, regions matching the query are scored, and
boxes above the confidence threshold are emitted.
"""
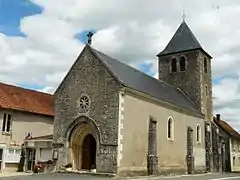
[81,134,96,170]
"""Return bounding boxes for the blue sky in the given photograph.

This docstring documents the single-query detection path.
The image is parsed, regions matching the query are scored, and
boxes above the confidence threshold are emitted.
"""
[0,0,221,90]
[0,0,97,90]
[0,0,42,37]
[0,0,156,90]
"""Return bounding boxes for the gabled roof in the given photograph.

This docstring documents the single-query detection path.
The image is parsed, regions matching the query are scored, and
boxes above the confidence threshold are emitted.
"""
[214,118,240,140]
[157,21,211,58]
[0,82,54,116]
[89,45,202,115]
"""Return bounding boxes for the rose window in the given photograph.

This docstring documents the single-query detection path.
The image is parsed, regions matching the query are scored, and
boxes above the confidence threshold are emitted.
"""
[79,96,90,110]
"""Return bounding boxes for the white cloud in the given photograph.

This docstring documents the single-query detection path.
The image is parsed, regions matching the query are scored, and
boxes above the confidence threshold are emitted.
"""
[1,0,240,129]
[213,77,240,130]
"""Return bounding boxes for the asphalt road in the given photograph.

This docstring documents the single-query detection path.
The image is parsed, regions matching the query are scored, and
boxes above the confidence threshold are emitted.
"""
[1,173,240,180]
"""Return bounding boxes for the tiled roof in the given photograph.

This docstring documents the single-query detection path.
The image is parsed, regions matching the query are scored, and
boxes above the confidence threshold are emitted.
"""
[214,118,240,139]
[0,82,54,116]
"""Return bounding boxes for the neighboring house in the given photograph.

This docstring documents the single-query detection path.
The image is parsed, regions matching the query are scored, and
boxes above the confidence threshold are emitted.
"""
[214,114,240,172]
[23,134,53,172]
[53,20,213,176]
[0,82,54,172]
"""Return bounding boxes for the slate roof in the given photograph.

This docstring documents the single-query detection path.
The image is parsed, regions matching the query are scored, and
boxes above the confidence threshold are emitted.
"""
[0,82,54,116]
[157,21,211,58]
[89,46,202,114]
[214,118,240,140]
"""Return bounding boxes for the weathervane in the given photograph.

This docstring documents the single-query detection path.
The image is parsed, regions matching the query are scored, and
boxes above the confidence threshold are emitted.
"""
[182,9,186,21]
[87,31,94,45]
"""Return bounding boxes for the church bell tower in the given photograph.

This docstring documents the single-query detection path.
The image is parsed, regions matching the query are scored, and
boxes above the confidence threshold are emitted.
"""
[157,20,213,120]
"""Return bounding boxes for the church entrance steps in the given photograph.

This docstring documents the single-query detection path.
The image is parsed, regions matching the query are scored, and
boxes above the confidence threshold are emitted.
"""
[121,172,212,180]
[57,170,116,177]
[57,170,212,179]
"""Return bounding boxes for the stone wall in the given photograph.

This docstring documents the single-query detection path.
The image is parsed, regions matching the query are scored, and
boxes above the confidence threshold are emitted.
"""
[198,52,213,120]
[158,50,202,111]
[158,50,213,120]
[212,122,220,172]
[53,45,120,174]
[205,121,212,172]
[147,116,158,175]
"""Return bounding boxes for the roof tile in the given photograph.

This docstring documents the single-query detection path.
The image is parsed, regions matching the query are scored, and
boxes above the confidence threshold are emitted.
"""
[214,118,240,139]
[0,82,54,116]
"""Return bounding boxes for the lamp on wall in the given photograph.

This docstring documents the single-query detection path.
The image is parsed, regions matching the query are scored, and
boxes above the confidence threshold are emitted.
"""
[52,149,59,160]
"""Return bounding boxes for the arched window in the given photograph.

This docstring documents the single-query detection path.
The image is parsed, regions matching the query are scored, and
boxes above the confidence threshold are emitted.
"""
[196,124,201,143]
[167,117,174,140]
[180,56,186,71]
[171,58,177,73]
[204,57,208,73]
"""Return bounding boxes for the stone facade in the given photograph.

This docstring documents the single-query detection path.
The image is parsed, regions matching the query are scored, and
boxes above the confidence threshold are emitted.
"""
[212,122,220,172]
[53,21,215,176]
[186,127,194,174]
[198,52,213,121]
[147,116,158,175]
[158,51,212,121]
[159,51,202,111]
[205,121,213,172]
[53,46,120,173]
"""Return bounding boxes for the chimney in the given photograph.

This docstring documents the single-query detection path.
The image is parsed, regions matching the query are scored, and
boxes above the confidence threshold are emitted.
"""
[216,114,220,121]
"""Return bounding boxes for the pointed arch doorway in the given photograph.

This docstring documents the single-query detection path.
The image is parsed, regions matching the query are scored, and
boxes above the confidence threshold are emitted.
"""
[69,121,97,171]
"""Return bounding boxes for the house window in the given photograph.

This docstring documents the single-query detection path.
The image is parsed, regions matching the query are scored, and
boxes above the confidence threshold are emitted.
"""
[196,124,201,143]
[5,148,21,163]
[179,56,186,71]
[167,117,174,140]
[171,58,177,73]
[204,57,208,73]
[2,113,12,133]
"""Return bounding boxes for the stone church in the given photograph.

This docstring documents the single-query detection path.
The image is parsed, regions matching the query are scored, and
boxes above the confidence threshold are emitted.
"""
[53,20,213,176]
